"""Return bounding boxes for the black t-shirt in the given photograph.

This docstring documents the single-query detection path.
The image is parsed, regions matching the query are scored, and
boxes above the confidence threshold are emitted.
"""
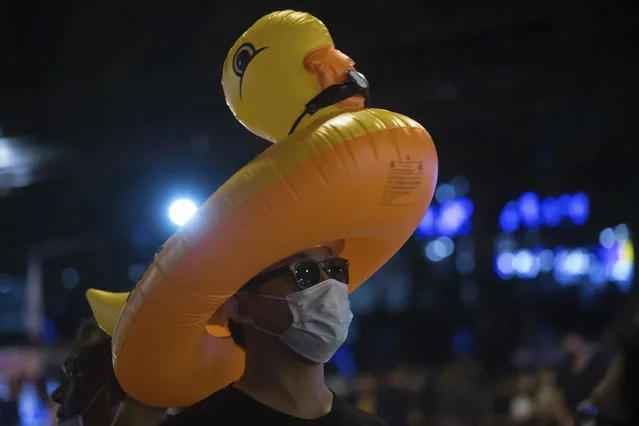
[162,385,387,426]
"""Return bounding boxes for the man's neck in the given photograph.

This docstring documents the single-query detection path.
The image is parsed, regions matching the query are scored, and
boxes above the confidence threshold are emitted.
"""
[234,345,333,419]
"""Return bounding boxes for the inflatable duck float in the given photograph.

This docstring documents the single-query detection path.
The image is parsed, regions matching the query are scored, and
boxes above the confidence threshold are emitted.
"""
[86,10,438,407]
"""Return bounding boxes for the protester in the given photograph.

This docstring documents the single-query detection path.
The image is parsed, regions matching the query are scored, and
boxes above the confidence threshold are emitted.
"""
[51,318,167,426]
[162,247,387,425]
[85,8,435,425]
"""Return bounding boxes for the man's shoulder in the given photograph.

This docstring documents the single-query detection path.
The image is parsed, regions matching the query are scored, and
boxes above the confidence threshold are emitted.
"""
[333,398,389,426]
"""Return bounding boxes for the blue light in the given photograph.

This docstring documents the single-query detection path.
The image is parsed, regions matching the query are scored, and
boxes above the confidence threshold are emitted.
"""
[558,194,573,216]
[588,262,607,287]
[415,207,436,238]
[169,199,198,226]
[562,250,589,275]
[513,249,540,278]
[597,245,616,264]
[495,224,633,289]
[611,261,633,285]
[425,237,455,262]
[450,176,470,197]
[437,237,456,258]
[553,267,578,286]
[540,197,561,227]
[416,197,473,239]
[553,250,570,275]
[568,192,589,225]
[457,220,472,236]
[19,382,59,426]
[436,199,468,236]
[495,252,515,278]
[425,240,444,262]
[501,192,590,231]
[539,250,554,272]
[499,202,520,233]
[553,250,580,286]
[599,228,615,249]
[519,192,540,229]
[435,184,456,203]
[458,197,475,216]
[45,381,59,399]
[615,224,630,241]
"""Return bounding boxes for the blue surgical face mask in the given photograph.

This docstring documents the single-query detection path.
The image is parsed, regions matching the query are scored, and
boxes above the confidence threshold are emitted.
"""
[244,278,353,363]
[59,382,124,426]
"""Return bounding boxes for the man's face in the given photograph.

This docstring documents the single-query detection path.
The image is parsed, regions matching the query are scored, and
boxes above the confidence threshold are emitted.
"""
[233,246,335,342]
[51,341,118,424]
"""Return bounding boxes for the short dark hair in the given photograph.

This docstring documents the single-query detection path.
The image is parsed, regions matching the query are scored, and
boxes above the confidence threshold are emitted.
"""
[71,317,112,354]
[227,318,245,348]
[69,318,123,396]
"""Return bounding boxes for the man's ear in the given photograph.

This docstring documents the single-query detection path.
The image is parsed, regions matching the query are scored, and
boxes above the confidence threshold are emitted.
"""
[224,295,253,325]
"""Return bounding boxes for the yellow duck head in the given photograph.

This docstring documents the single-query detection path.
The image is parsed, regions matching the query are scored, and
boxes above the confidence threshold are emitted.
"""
[222,10,369,143]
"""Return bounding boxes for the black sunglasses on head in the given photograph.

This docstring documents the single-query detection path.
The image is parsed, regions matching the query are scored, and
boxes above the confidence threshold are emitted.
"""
[244,257,349,292]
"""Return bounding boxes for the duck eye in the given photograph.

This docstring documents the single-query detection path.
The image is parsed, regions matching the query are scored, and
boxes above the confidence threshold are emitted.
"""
[233,43,257,77]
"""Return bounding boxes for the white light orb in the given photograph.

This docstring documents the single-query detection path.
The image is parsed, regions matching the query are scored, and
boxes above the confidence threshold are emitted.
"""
[169,199,197,226]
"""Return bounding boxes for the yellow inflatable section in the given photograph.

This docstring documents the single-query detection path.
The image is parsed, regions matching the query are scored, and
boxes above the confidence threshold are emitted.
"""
[85,289,128,337]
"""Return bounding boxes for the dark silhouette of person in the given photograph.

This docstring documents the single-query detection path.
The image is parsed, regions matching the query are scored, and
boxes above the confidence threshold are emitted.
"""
[51,318,167,426]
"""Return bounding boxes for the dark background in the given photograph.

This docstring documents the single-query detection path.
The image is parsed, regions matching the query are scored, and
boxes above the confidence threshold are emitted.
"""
[0,0,637,367]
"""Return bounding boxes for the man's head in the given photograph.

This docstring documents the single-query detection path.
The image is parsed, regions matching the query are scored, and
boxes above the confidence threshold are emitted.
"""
[224,246,352,364]
[51,318,166,426]
[51,318,123,425]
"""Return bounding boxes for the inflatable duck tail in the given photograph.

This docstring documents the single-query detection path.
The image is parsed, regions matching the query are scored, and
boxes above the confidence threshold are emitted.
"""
[85,289,129,337]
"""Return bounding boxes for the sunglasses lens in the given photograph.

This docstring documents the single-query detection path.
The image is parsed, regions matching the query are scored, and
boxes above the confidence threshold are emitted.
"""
[292,261,322,289]
[327,258,349,284]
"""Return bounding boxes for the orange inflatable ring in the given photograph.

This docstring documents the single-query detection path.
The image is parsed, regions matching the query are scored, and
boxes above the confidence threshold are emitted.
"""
[90,10,438,407]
